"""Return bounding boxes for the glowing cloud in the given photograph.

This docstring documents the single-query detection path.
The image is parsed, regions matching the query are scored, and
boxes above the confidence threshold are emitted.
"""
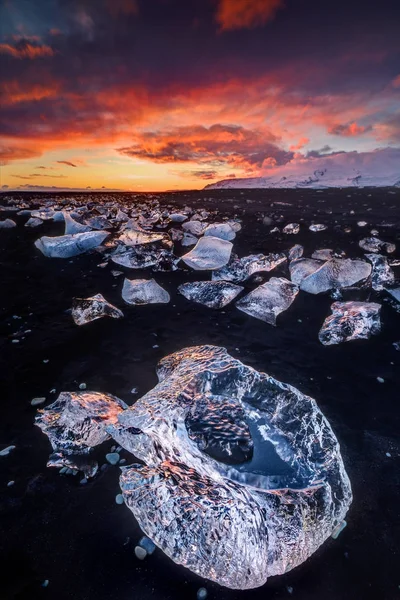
[216,0,284,31]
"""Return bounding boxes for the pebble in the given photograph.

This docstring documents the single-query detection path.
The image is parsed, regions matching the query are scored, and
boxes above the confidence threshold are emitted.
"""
[197,588,208,600]
[138,536,156,555]
[386,452,391,457]
[134,546,147,560]
[79,383,87,390]
[7,480,15,487]
[31,397,46,406]
[42,580,49,588]
[106,452,120,465]
[80,478,88,485]
[11,339,19,344]
[115,493,124,505]
[43,359,49,364]
[286,586,294,594]
[377,377,385,383]
[0,445,16,457]
[331,520,347,539]
[119,458,126,464]
[130,387,138,394]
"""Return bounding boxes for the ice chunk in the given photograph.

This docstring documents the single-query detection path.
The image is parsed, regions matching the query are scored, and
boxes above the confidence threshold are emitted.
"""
[359,237,395,254]
[84,215,112,230]
[319,301,381,345]
[181,232,198,247]
[181,236,233,271]
[122,278,170,305]
[365,254,395,290]
[311,249,334,260]
[0,219,16,228]
[282,223,300,234]
[71,293,124,325]
[386,287,400,303]
[111,246,177,271]
[117,229,168,246]
[212,253,286,283]
[178,281,243,308]
[288,245,303,261]
[35,231,109,258]
[289,258,324,286]
[63,211,92,235]
[236,277,298,324]
[25,217,43,228]
[309,224,327,232]
[182,220,207,236]
[299,259,371,294]
[169,213,188,223]
[204,222,236,241]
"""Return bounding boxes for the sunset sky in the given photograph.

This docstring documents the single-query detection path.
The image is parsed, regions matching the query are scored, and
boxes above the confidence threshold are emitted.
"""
[1,0,399,191]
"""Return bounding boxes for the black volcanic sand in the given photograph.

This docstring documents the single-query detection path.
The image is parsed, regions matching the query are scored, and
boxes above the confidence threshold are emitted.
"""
[0,189,399,600]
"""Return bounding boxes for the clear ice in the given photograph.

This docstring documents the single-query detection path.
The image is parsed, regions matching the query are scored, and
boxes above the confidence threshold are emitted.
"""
[365,253,395,290]
[319,301,381,345]
[178,281,243,308]
[236,277,299,324]
[212,253,286,283]
[71,293,124,325]
[282,223,300,234]
[203,222,237,241]
[181,236,233,271]
[122,278,170,305]
[359,237,396,254]
[35,346,352,590]
[35,231,109,258]
[297,258,371,294]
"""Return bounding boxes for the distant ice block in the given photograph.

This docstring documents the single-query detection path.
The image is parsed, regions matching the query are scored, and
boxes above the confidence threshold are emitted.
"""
[319,301,381,345]
[204,222,236,241]
[298,259,371,294]
[178,281,243,308]
[36,346,352,590]
[365,254,395,290]
[212,253,286,283]
[72,293,124,325]
[0,218,16,228]
[122,278,170,305]
[35,231,109,258]
[359,237,395,254]
[283,223,300,234]
[236,277,299,324]
[181,236,233,270]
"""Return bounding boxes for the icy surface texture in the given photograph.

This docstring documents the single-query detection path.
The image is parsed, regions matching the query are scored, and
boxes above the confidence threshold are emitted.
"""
[178,281,243,308]
[0,219,16,228]
[236,277,298,324]
[72,293,124,325]
[319,301,381,345]
[36,346,352,589]
[212,253,286,283]
[298,259,371,294]
[359,237,396,254]
[111,245,177,271]
[386,287,400,303]
[25,217,43,228]
[288,245,304,261]
[282,223,300,234]
[181,232,198,246]
[182,220,208,236]
[35,231,109,258]
[365,254,395,290]
[117,229,168,246]
[181,236,233,270]
[204,222,236,241]
[122,278,170,305]
[309,224,327,232]
[289,258,323,286]
[63,211,92,234]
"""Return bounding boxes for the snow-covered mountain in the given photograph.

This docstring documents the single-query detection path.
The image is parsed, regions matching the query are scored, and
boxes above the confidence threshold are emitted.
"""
[204,148,400,190]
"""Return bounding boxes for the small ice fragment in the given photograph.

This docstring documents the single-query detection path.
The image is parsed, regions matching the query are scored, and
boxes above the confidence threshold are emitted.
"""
[31,397,46,407]
[311,249,334,261]
[72,294,124,326]
[106,452,120,465]
[0,445,16,456]
[357,221,367,227]
[0,219,16,229]
[182,220,207,236]
[309,224,327,232]
[134,546,147,560]
[270,227,280,233]
[287,586,294,594]
[115,493,124,504]
[212,253,286,283]
[11,339,19,344]
[178,281,243,309]
[138,536,156,555]
[181,232,198,247]
[288,245,303,261]
[117,229,167,246]
[181,236,233,271]
[359,237,396,254]
[63,211,92,234]
[122,278,170,305]
[79,383,87,390]
[393,341,400,351]
[130,387,138,394]
[319,302,381,345]
[365,254,395,291]
[169,213,188,223]
[35,231,109,259]
[282,223,300,234]
[331,520,347,539]
[204,222,236,241]
[43,359,49,364]
[80,478,88,485]
[197,588,208,600]
[377,377,385,383]
[386,452,391,457]
[25,217,43,228]
[236,277,298,325]
[7,480,15,487]
[42,580,49,588]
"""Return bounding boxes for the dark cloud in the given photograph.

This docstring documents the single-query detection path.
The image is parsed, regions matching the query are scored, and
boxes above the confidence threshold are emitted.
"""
[57,160,77,167]
[0,39,55,59]
[11,173,67,179]
[328,122,371,137]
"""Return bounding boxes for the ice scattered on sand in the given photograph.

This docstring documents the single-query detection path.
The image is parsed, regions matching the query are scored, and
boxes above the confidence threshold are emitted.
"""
[71,293,124,325]
[122,278,170,305]
[0,219,16,229]
[178,281,243,308]
[35,231,109,258]
[299,259,372,294]
[236,277,299,324]
[36,346,352,589]
[212,253,286,283]
[283,223,300,234]
[365,254,395,290]
[319,301,381,345]
[181,236,233,271]
[359,237,396,254]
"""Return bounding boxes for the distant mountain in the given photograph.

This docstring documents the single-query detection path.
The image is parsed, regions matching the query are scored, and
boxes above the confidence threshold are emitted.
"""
[204,148,400,190]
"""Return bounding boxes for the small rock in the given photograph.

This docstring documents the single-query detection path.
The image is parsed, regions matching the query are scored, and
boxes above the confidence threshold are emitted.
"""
[115,493,124,505]
[197,588,208,600]
[286,586,294,594]
[80,478,88,485]
[42,580,49,588]
[331,520,347,539]
[31,397,46,406]
[7,480,15,487]
[377,377,385,383]
[79,383,87,390]
[386,452,391,457]
[138,536,156,555]
[0,445,16,457]
[134,546,147,560]
[106,452,120,465]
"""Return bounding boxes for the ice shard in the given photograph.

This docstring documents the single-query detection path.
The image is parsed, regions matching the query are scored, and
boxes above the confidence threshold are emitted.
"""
[25,217,43,228]
[178,281,243,308]
[0,218,16,228]
[299,259,371,294]
[282,223,300,234]
[289,258,324,286]
[181,236,233,271]
[212,253,286,283]
[181,232,198,246]
[365,253,395,290]
[203,222,236,241]
[110,245,177,271]
[35,231,109,258]
[63,211,92,235]
[309,224,327,232]
[182,220,208,236]
[36,346,352,590]
[359,237,396,254]
[117,229,168,247]
[236,277,299,324]
[319,301,381,345]
[71,293,124,325]
[287,244,304,261]
[122,278,170,305]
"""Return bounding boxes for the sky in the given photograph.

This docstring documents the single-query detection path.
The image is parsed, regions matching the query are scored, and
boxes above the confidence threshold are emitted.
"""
[0,0,399,192]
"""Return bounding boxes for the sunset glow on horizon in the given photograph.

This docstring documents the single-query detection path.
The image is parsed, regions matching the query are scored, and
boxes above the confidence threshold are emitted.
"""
[1,0,399,192]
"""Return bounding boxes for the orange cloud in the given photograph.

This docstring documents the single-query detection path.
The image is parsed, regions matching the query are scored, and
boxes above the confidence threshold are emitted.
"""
[216,0,284,31]
[392,74,400,89]
[1,80,61,105]
[0,145,42,165]
[289,137,310,151]
[328,122,368,136]
[104,0,138,17]
[0,41,54,59]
